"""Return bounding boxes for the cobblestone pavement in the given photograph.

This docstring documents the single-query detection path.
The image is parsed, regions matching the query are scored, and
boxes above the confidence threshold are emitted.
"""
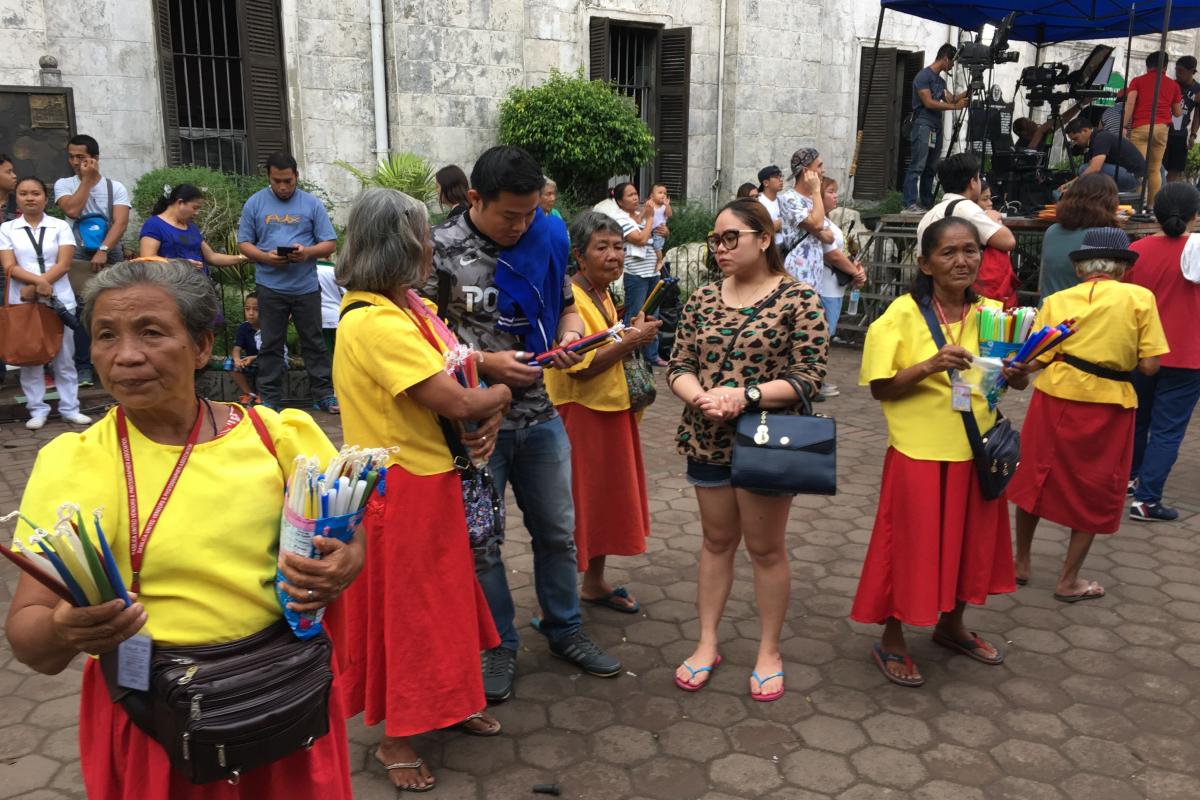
[2,347,1200,799]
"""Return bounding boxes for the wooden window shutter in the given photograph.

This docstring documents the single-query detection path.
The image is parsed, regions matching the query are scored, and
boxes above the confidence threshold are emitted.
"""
[655,27,691,201]
[153,0,182,167]
[854,47,898,200]
[238,0,290,169]
[589,17,610,81]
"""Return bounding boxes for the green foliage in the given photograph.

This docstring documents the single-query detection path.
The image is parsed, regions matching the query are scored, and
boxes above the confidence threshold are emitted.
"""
[336,152,437,204]
[498,68,657,198]
[1187,142,1200,180]
[664,203,716,250]
[847,190,902,218]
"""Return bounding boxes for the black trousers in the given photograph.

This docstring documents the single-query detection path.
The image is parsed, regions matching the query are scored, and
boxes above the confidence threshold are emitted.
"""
[256,285,333,406]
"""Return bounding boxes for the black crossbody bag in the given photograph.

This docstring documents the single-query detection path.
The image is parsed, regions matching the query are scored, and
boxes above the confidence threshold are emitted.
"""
[918,300,1020,500]
[722,281,838,495]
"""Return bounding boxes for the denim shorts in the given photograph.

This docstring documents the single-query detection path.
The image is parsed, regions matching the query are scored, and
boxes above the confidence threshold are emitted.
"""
[685,458,795,497]
[651,233,666,253]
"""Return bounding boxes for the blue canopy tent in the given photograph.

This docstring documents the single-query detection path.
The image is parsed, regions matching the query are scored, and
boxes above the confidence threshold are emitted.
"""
[851,0,1200,207]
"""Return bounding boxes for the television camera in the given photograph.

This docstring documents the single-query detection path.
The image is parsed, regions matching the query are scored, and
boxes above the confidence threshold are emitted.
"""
[957,12,1021,90]
[1020,45,1117,110]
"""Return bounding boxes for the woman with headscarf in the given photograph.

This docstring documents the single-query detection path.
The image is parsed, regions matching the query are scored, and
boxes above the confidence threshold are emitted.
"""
[777,148,834,288]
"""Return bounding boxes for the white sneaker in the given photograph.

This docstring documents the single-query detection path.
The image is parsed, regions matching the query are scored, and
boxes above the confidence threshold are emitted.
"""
[62,412,93,426]
[820,383,840,398]
[25,415,48,430]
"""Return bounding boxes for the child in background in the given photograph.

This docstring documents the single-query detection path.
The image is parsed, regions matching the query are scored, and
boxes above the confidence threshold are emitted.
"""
[979,179,994,212]
[231,292,286,405]
[317,262,344,356]
[644,183,673,269]
[816,177,866,399]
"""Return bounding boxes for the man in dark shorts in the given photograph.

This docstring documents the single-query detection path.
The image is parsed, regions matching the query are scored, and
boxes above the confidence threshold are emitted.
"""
[1166,55,1200,183]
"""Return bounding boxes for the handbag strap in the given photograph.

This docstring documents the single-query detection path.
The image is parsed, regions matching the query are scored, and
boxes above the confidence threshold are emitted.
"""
[1057,352,1135,383]
[339,298,473,472]
[917,298,988,459]
[710,279,794,385]
[23,227,48,273]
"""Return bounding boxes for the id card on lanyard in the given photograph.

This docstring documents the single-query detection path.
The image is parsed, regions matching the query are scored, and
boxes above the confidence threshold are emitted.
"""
[114,401,204,689]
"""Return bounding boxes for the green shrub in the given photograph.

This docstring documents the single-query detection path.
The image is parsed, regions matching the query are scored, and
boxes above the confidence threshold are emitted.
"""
[499,68,656,199]
[664,203,716,250]
[1187,142,1200,180]
[336,152,436,204]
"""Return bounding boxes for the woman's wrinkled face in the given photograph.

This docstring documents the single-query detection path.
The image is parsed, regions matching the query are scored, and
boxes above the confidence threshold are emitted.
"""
[575,230,625,289]
[90,285,211,410]
[919,225,981,293]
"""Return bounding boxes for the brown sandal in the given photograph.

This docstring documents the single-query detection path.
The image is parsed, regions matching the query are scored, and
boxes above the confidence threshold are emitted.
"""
[377,756,436,793]
[457,711,502,736]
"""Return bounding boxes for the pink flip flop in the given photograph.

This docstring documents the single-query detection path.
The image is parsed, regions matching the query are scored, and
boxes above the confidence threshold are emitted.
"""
[674,655,721,692]
[750,670,785,702]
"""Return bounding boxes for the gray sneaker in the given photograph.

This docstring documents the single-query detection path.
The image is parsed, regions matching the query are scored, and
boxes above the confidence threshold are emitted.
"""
[903,204,926,214]
[481,646,517,702]
[549,631,622,677]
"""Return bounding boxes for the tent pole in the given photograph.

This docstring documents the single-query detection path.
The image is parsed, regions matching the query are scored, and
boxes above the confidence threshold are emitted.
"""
[1139,0,1172,212]
[850,7,886,195]
[1116,4,1135,200]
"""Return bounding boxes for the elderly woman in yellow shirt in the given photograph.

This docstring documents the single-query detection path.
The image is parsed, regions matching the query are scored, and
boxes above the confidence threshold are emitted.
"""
[4,259,359,800]
[544,211,661,613]
[1009,227,1168,603]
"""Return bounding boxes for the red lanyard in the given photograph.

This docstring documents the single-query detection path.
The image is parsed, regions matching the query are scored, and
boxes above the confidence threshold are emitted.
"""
[116,401,205,593]
[933,297,969,348]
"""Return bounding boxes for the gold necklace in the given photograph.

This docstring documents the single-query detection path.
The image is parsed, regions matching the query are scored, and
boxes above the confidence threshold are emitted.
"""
[726,275,774,307]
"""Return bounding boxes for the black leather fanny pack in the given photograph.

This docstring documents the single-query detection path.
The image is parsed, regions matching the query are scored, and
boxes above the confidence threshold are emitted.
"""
[100,620,333,785]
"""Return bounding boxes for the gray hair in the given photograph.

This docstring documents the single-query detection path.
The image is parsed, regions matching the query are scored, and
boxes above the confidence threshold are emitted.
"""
[337,187,429,292]
[543,178,557,191]
[1074,257,1128,278]
[81,259,216,343]
[569,210,624,254]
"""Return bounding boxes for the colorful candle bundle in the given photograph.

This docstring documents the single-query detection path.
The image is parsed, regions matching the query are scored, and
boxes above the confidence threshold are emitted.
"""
[278,445,390,639]
[526,323,626,367]
[1,505,131,608]
[995,317,1079,391]
[638,277,677,316]
[978,306,1038,359]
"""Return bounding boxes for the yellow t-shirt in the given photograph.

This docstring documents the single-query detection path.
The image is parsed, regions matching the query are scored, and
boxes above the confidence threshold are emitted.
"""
[333,290,454,476]
[17,406,336,647]
[860,294,1000,462]
[544,283,630,412]
[1033,279,1169,408]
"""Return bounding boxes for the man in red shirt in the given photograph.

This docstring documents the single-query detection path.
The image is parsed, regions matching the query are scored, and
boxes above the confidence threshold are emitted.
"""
[1123,51,1184,204]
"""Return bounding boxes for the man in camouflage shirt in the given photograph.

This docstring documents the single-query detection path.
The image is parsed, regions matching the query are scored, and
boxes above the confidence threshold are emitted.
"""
[428,146,622,702]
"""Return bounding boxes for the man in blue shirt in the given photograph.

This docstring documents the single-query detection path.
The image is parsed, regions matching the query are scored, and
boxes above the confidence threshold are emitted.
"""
[237,152,340,413]
[902,44,969,213]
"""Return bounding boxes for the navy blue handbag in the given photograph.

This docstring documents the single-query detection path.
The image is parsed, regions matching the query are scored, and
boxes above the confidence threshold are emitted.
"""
[730,393,838,495]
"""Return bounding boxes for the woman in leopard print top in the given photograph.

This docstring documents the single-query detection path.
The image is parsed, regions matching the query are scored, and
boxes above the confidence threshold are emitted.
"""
[667,198,828,703]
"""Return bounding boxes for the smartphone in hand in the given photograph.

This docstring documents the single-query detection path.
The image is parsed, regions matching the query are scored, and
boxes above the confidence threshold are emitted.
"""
[276,245,297,257]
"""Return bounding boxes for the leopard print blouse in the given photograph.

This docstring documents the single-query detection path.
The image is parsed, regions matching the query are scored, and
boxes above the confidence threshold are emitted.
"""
[668,279,828,464]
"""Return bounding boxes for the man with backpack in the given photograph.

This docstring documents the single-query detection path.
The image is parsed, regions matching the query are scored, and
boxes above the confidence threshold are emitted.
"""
[54,134,130,385]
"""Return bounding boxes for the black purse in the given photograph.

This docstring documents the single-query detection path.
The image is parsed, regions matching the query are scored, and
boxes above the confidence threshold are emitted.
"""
[101,621,334,785]
[918,300,1020,501]
[731,392,837,495]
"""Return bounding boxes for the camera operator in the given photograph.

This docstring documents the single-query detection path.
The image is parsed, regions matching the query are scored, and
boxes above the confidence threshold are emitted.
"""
[1012,101,1088,151]
[1062,117,1146,192]
[1123,51,1183,203]
[1166,55,1200,183]
[902,44,971,214]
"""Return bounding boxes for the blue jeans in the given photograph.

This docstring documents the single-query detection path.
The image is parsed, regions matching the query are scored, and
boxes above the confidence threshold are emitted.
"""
[476,415,582,650]
[1131,367,1200,503]
[1079,162,1139,192]
[902,121,942,208]
[821,294,843,338]
[622,272,661,361]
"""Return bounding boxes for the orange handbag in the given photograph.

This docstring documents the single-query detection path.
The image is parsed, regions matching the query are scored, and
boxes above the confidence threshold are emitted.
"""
[0,273,64,366]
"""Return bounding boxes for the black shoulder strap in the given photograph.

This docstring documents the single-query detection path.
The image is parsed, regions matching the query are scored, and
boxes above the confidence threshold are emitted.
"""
[917,299,986,458]
[105,178,113,224]
[944,199,964,218]
[436,270,452,323]
[337,297,473,470]
[23,227,47,273]
[1059,353,1135,383]
[711,279,795,385]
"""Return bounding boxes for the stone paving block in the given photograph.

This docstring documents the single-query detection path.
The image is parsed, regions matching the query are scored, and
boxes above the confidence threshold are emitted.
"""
[594,724,659,766]
[629,756,710,799]
[659,720,729,763]
[920,743,999,786]
[850,744,927,789]
[989,738,1073,781]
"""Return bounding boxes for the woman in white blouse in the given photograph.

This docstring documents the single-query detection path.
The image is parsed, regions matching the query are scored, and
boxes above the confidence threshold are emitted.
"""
[0,176,91,429]
[610,182,667,365]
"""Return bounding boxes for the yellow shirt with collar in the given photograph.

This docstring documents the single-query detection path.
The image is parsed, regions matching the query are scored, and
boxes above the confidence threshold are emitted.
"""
[333,290,455,475]
[860,294,1001,462]
[544,282,631,412]
[1032,278,1168,408]
[17,406,335,647]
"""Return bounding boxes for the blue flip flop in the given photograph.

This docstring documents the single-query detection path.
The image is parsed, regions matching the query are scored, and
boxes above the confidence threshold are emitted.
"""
[582,586,641,614]
[872,643,925,687]
[675,655,721,692]
[750,670,785,702]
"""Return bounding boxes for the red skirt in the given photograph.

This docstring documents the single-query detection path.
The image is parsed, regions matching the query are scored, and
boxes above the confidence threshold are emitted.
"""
[851,448,1016,627]
[79,658,352,800]
[1008,389,1134,534]
[558,402,650,567]
[324,466,499,738]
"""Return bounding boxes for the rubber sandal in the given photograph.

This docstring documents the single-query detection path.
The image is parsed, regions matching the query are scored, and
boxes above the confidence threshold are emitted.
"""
[931,630,1005,665]
[1016,577,1029,586]
[1054,581,1106,603]
[674,655,721,692]
[377,756,436,793]
[582,586,641,614]
[872,643,925,688]
[750,669,785,702]
[457,711,502,737]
